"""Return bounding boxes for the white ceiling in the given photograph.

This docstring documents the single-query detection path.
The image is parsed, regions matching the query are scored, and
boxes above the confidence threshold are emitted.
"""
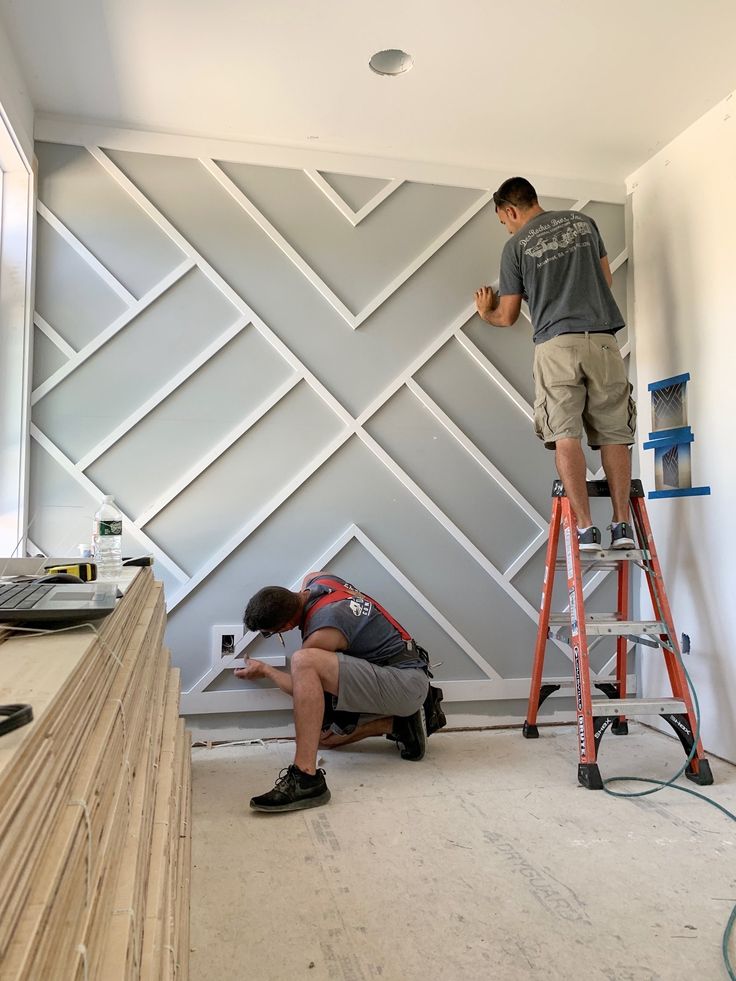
[2,0,736,185]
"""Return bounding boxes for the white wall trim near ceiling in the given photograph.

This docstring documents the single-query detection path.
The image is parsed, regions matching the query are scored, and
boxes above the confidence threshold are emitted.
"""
[34,113,626,204]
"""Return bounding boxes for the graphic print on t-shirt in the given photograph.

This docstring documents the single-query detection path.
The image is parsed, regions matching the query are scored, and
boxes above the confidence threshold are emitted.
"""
[520,216,595,268]
[349,597,372,618]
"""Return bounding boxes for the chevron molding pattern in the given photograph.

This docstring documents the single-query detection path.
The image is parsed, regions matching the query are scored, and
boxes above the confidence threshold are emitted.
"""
[29,140,630,722]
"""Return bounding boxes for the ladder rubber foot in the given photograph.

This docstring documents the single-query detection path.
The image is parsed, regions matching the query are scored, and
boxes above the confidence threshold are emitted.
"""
[611,720,629,736]
[686,760,714,786]
[522,721,539,739]
[578,763,604,790]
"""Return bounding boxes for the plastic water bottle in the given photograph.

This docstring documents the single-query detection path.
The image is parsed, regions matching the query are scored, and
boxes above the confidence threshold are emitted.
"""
[93,496,123,581]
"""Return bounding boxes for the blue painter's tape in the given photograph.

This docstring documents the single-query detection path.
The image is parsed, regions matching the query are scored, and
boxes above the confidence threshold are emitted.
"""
[648,486,711,499]
[643,431,695,451]
[648,373,691,392]
[647,426,692,441]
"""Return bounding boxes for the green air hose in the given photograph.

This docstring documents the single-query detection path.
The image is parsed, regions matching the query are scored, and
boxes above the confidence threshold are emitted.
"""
[601,653,736,978]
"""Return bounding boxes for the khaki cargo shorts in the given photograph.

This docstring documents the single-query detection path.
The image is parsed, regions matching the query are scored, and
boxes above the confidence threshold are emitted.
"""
[532,331,637,450]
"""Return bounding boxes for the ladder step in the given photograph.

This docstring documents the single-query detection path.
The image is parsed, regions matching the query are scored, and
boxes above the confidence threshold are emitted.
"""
[555,548,648,566]
[590,696,686,716]
[548,615,666,637]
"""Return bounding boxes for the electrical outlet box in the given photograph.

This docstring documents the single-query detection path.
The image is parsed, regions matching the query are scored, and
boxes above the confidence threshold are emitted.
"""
[211,624,286,667]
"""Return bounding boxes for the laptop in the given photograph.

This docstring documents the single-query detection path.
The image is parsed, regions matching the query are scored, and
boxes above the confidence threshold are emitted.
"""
[0,558,118,626]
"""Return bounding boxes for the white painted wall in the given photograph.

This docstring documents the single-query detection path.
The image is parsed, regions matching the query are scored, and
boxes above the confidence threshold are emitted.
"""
[0,12,33,165]
[628,89,736,764]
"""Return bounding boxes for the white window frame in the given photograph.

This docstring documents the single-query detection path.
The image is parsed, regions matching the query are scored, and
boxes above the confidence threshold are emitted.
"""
[0,104,35,557]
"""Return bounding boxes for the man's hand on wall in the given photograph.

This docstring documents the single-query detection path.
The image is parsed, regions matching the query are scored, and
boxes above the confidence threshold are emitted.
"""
[474,286,499,321]
[233,658,269,681]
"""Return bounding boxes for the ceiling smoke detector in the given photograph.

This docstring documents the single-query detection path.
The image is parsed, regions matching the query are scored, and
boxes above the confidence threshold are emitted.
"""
[368,49,414,77]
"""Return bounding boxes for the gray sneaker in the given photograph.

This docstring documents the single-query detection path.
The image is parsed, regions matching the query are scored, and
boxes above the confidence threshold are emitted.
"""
[610,521,636,549]
[577,526,602,552]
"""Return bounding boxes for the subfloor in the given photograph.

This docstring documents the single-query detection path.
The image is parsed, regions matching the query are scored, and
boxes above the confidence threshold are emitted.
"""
[190,725,736,981]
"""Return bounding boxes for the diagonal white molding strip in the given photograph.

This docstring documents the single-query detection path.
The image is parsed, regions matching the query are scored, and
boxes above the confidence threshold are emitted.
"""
[199,158,356,325]
[355,304,476,425]
[503,530,548,581]
[456,332,534,422]
[610,248,628,273]
[134,372,302,530]
[167,427,356,609]
[37,201,137,306]
[201,157,491,329]
[31,259,195,404]
[34,313,75,359]
[29,423,190,584]
[354,191,493,328]
[406,378,549,532]
[304,170,404,226]
[352,526,502,682]
[75,313,252,471]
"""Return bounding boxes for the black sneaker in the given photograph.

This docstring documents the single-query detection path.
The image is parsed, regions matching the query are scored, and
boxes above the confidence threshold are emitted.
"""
[610,521,636,550]
[392,709,426,761]
[423,685,447,736]
[577,526,602,552]
[250,764,331,812]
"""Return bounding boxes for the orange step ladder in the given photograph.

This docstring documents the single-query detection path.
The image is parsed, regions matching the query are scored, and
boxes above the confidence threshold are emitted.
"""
[523,478,713,790]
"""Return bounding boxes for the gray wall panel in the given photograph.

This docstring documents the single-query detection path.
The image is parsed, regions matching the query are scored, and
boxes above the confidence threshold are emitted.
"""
[415,336,559,517]
[144,381,344,575]
[35,142,185,297]
[33,267,240,461]
[581,201,626,262]
[86,327,294,517]
[217,161,483,312]
[32,327,66,389]
[35,216,128,349]
[366,386,538,572]
[319,172,391,211]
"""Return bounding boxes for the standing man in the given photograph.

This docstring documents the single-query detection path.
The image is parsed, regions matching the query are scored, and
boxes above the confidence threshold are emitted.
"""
[235,571,435,813]
[474,177,636,550]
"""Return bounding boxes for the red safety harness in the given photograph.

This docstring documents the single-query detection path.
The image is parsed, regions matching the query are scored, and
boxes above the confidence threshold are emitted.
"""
[301,574,412,644]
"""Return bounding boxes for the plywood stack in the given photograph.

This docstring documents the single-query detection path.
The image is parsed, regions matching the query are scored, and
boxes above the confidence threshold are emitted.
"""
[0,568,191,981]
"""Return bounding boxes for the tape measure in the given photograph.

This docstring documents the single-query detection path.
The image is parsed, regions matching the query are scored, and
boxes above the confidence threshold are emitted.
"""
[43,562,97,582]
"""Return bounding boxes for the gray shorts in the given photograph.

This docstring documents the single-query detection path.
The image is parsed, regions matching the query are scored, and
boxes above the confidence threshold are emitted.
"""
[336,653,429,718]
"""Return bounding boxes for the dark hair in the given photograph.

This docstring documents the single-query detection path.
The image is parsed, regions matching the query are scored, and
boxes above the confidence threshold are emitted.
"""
[493,177,538,211]
[244,586,300,632]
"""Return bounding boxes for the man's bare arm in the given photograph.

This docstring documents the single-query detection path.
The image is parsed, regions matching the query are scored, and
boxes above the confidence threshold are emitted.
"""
[233,626,345,690]
[600,255,613,288]
[302,627,347,652]
[475,287,522,328]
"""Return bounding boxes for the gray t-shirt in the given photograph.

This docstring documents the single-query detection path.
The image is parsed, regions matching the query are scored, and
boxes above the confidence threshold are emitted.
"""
[301,575,420,668]
[498,210,625,344]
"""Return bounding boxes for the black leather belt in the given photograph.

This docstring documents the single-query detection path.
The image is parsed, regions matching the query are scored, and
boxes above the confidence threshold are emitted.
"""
[0,704,33,737]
